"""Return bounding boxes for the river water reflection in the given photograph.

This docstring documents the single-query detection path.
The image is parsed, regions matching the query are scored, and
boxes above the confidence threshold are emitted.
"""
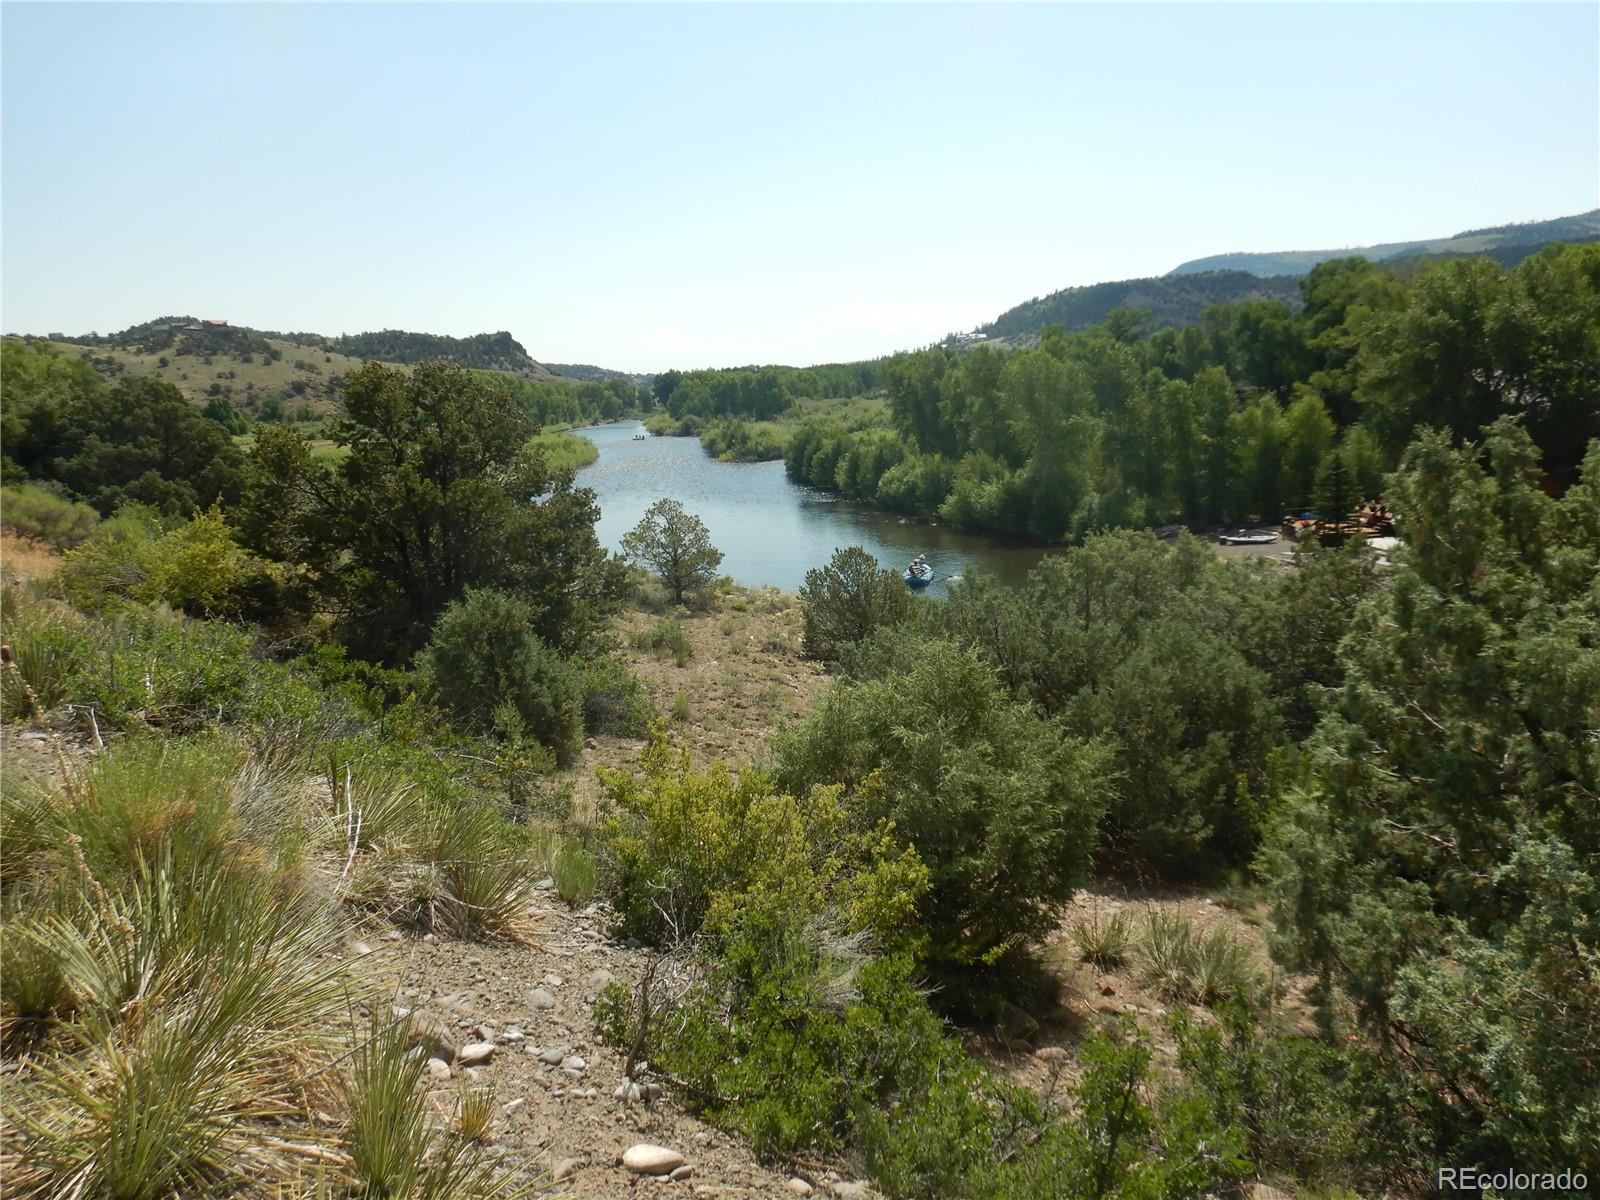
[574,421,1050,597]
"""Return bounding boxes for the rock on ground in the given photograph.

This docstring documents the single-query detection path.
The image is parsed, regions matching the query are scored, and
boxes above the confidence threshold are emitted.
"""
[622,1143,686,1176]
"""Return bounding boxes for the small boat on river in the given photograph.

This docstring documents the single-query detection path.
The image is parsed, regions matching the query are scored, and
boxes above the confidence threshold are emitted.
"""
[904,554,934,587]
[632,432,647,441]
[1219,531,1279,546]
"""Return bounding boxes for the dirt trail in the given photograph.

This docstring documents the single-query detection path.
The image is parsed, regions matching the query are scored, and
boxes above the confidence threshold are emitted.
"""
[366,886,841,1198]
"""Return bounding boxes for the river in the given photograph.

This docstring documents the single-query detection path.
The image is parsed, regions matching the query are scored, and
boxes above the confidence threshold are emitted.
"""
[573,421,1050,596]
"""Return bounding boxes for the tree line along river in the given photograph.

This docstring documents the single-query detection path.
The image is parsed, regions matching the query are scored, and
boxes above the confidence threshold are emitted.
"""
[575,421,1050,597]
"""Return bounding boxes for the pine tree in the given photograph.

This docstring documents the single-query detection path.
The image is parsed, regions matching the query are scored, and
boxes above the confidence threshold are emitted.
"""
[1261,419,1600,1169]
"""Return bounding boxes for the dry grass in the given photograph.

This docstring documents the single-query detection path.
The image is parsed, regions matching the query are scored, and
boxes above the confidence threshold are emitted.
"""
[0,724,544,1197]
[0,533,61,585]
[45,337,362,415]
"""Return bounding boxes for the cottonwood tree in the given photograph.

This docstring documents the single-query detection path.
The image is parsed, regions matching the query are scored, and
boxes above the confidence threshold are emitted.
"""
[621,498,723,605]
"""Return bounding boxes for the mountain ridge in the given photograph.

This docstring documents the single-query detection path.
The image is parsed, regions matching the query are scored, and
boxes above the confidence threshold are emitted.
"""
[9,316,591,417]
[1167,209,1600,278]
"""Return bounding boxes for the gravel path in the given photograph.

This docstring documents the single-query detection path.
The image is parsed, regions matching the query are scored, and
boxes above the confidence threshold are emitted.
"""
[368,881,857,1199]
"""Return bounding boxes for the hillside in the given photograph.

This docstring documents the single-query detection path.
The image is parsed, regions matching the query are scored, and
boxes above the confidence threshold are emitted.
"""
[313,329,555,379]
[967,270,1302,345]
[1168,208,1600,277]
[544,362,653,387]
[22,316,560,420]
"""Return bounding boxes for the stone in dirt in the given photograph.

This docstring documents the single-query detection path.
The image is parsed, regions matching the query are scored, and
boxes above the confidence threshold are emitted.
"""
[788,1181,814,1197]
[458,1042,495,1066]
[529,987,557,1009]
[406,1013,458,1063]
[537,1047,565,1065]
[424,1057,452,1082]
[1034,1046,1069,1063]
[832,1184,876,1199]
[622,1144,686,1176]
[670,1165,694,1181]
[553,1157,584,1181]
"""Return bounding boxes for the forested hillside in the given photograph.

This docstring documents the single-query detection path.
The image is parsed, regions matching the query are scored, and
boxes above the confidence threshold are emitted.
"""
[313,329,554,378]
[1169,207,1600,277]
[786,243,1599,539]
[972,270,1302,343]
[544,361,652,386]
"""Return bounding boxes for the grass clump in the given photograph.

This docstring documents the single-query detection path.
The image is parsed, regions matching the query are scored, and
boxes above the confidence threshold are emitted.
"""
[1134,908,1259,1006]
[343,1014,528,1198]
[578,655,653,737]
[1,483,99,551]
[1,723,543,1197]
[0,586,340,738]
[2,844,349,1197]
[552,838,598,905]
[631,616,693,665]
[1069,904,1134,969]
[456,1083,496,1143]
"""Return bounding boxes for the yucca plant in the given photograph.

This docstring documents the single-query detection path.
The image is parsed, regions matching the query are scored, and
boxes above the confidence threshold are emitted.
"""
[1069,904,1133,969]
[0,609,77,721]
[1134,907,1200,1002]
[0,778,58,896]
[2,855,351,1198]
[456,1082,496,1143]
[342,1014,531,1199]
[343,1014,432,1196]
[1190,926,1258,1006]
[326,762,432,855]
[0,913,73,1046]
[424,804,537,940]
[8,1008,245,1199]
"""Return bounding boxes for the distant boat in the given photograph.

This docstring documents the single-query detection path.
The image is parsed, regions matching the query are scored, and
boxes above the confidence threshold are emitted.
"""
[904,554,934,587]
[1219,531,1278,545]
[632,432,646,440]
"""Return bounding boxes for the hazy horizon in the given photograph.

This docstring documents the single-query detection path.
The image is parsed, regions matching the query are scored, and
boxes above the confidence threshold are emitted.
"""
[4,2,1596,373]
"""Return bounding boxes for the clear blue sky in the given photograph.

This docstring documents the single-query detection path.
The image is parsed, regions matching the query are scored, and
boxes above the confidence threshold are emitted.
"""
[3,2,1596,372]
